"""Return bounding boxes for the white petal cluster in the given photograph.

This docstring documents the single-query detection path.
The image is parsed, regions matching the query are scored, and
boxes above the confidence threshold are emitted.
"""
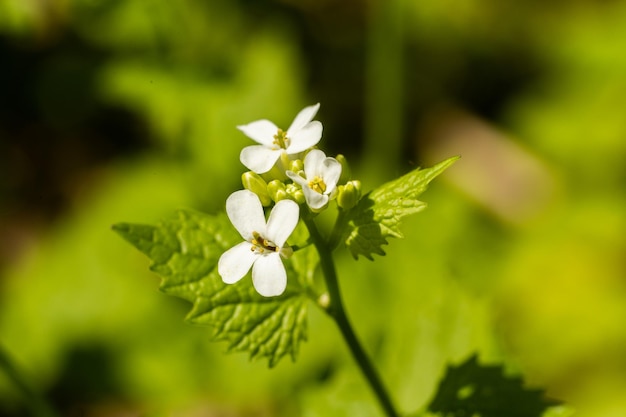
[218,190,299,297]
[286,150,342,210]
[220,103,353,297]
[238,103,323,174]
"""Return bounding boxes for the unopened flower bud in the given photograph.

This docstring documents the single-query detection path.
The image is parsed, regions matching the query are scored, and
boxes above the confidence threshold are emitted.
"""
[318,292,330,309]
[262,163,288,183]
[337,180,361,210]
[242,172,272,206]
[285,183,305,204]
[267,180,288,202]
[289,159,304,174]
[279,152,292,174]
[336,154,351,184]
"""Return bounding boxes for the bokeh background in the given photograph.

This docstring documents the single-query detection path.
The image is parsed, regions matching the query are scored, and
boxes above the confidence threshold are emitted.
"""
[1,0,625,416]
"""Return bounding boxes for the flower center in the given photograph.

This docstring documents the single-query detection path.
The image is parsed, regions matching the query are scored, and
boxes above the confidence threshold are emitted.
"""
[251,231,279,254]
[273,129,290,150]
[308,176,327,194]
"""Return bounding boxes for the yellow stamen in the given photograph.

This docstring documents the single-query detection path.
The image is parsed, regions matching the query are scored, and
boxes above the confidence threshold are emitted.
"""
[273,129,290,149]
[308,176,327,194]
[251,231,279,253]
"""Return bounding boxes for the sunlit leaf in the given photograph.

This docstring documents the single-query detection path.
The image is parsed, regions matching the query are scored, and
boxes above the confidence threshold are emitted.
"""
[113,210,310,367]
[345,156,459,259]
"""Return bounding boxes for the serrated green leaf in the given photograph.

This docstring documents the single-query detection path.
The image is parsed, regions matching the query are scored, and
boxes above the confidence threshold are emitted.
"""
[427,354,560,417]
[345,156,459,259]
[113,209,312,367]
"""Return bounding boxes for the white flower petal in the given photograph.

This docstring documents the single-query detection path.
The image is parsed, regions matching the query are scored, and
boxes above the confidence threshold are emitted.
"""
[252,253,287,297]
[287,121,323,153]
[240,145,281,174]
[266,199,299,247]
[237,120,279,146]
[322,158,342,192]
[226,190,266,241]
[302,187,329,210]
[287,103,320,134]
[218,242,257,284]
[303,149,327,178]
[286,170,308,188]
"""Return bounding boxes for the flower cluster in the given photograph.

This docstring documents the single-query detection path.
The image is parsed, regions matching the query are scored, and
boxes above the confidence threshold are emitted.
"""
[218,104,361,297]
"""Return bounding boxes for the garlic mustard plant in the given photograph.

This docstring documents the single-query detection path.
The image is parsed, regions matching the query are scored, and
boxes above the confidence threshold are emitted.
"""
[115,102,557,417]
[238,103,323,174]
[286,149,342,210]
[218,189,299,297]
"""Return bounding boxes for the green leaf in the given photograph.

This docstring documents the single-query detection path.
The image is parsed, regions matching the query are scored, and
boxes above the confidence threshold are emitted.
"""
[345,156,459,259]
[427,354,560,417]
[113,209,312,367]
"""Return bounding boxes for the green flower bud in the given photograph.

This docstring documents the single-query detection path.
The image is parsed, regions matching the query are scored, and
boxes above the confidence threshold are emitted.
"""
[317,292,330,309]
[336,154,351,184]
[289,158,304,173]
[279,152,292,174]
[337,180,361,210]
[242,172,272,206]
[286,183,305,204]
[267,179,288,202]
[262,163,288,183]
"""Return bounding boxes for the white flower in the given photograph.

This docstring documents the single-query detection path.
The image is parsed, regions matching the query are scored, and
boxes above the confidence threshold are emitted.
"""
[238,103,323,174]
[286,149,342,210]
[218,190,299,297]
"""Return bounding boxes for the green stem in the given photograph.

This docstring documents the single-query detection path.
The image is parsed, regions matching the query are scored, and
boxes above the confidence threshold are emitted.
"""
[327,210,348,252]
[0,344,59,417]
[303,216,399,417]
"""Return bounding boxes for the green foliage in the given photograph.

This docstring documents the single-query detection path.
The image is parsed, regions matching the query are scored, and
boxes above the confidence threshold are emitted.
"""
[113,210,311,367]
[344,156,459,259]
[427,355,559,417]
[3,0,626,413]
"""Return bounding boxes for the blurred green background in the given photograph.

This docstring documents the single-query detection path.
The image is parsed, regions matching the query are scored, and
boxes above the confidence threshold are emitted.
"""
[1,0,625,416]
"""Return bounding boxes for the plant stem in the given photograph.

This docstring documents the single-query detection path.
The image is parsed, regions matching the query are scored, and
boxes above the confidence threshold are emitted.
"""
[327,210,348,252]
[0,344,60,417]
[303,216,399,417]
